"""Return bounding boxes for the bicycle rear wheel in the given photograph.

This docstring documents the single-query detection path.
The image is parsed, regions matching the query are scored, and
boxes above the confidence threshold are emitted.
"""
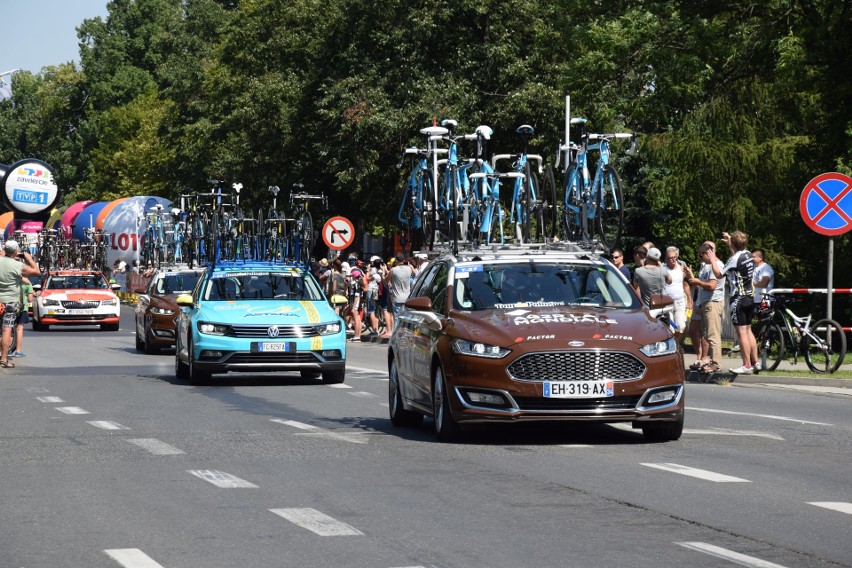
[521,164,535,243]
[299,211,314,265]
[540,166,558,242]
[804,319,847,373]
[595,164,624,251]
[754,321,784,372]
[561,166,583,242]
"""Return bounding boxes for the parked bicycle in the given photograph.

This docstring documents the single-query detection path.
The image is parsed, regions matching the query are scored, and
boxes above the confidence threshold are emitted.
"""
[754,293,847,373]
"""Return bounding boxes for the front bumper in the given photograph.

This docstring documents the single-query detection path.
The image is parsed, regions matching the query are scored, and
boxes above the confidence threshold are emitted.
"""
[191,333,346,375]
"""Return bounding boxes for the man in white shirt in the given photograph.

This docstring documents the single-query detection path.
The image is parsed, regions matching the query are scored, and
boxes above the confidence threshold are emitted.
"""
[752,248,774,303]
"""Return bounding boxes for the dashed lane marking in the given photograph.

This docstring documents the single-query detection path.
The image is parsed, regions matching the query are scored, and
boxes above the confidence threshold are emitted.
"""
[675,542,789,567]
[348,391,378,398]
[269,507,363,536]
[327,383,353,389]
[808,501,852,515]
[104,548,165,568]
[36,396,64,403]
[641,463,751,483]
[54,406,90,415]
[682,428,784,440]
[88,421,130,431]
[128,438,184,455]
[269,419,370,444]
[25,387,50,393]
[187,469,258,488]
[687,406,831,426]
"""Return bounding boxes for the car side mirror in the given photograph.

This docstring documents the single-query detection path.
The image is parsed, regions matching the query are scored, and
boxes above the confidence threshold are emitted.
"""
[404,296,432,311]
[648,294,673,310]
[175,293,194,308]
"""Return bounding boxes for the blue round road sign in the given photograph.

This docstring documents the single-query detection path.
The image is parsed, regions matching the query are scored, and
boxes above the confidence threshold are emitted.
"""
[800,172,852,236]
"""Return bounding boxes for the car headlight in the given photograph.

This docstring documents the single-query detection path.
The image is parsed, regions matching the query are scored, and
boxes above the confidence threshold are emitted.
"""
[43,298,60,306]
[151,307,175,315]
[640,337,677,357]
[100,299,118,306]
[198,322,229,336]
[451,338,510,358]
[315,322,342,336]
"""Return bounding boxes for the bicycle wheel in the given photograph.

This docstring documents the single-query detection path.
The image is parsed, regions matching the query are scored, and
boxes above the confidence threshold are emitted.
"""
[521,164,535,243]
[596,164,624,251]
[540,165,558,242]
[561,166,583,242]
[755,321,784,372]
[804,319,847,373]
[299,211,314,265]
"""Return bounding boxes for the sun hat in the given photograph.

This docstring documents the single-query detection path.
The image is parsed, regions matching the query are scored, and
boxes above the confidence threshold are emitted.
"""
[319,258,329,267]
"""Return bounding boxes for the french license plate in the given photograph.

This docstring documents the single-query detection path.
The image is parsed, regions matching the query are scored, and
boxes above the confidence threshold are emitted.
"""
[67,309,93,315]
[543,380,614,398]
[256,342,295,352]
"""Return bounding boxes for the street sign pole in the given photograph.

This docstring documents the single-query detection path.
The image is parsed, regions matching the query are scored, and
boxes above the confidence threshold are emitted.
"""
[827,238,833,321]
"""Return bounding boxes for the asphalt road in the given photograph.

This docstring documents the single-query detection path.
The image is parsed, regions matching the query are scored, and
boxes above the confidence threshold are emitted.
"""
[0,305,849,568]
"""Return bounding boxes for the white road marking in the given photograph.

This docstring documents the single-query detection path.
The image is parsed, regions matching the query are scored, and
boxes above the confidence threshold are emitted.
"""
[675,542,789,567]
[559,444,594,448]
[104,548,165,567]
[687,406,831,426]
[269,507,363,536]
[36,396,64,403]
[349,391,378,398]
[55,406,90,415]
[88,421,130,431]
[128,438,184,455]
[808,501,852,515]
[683,428,784,440]
[187,469,257,488]
[641,463,751,483]
[25,387,50,393]
[327,383,353,389]
[269,419,369,444]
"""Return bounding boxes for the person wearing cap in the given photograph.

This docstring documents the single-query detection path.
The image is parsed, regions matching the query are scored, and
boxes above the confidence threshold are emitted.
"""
[414,252,429,271]
[0,240,41,368]
[632,246,671,308]
[345,266,364,341]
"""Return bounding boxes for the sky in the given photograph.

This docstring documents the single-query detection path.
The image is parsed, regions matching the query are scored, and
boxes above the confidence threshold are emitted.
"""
[0,0,110,77]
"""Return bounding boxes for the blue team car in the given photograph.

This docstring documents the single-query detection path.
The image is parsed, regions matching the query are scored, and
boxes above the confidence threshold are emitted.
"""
[174,261,346,384]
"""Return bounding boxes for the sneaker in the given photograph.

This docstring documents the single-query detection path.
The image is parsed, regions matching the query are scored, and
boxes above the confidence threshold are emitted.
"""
[752,362,761,374]
[347,337,361,342]
[8,352,15,358]
[730,344,741,353]
[730,365,753,375]
[15,351,25,358]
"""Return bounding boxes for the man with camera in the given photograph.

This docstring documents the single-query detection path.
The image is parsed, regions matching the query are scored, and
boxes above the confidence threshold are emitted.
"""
[0,240,41,368]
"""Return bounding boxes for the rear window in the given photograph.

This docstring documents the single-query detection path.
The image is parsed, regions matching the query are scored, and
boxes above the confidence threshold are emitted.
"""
[202,270,324,301]
[453,261,639,311]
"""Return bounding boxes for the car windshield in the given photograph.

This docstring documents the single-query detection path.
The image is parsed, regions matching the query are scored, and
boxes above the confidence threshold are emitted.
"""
[47,274,109,290]
[453,261,639,311]
[202,271,324,301]
[155,272,203,295]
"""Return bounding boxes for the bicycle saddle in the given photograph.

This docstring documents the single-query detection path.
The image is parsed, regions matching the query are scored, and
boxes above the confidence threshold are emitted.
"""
[420,126,448,137]
[475,125,493,139]
[516,124,535,136]
[570,117,588,125]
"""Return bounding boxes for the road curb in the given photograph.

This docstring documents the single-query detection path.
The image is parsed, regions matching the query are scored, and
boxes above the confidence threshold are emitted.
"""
[686,370,851,388]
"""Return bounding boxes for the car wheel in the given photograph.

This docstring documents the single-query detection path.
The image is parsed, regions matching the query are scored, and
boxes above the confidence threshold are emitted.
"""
[135,326,145,352]
[432,364,461,442]
[175,348,189,380]
[32,318,47,331]
[187,335,211,385]
[100,323,120,331]
[641,414,684,442]
[389,358,422,427]
[143,329,159,354]
[321,368,345,384]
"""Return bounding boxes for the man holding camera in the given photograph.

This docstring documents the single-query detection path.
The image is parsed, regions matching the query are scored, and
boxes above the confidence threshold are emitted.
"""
[0,240,41,368]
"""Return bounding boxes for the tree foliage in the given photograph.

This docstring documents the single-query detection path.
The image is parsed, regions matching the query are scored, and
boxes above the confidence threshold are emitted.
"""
[1,0,850,295]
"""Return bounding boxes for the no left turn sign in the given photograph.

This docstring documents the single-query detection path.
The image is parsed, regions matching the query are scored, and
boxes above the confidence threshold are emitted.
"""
[323,216,355,250]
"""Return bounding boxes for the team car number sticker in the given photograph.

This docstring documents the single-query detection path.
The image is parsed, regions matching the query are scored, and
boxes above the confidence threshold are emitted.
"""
[543,380,614,398]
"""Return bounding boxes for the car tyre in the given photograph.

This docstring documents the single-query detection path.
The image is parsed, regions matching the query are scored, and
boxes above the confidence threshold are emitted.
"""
[32,318,47,331]
[187,334,211,385]
[175,349,189,380]
[321,368,345,384]
[143,329,159,354]
[432,364,462,442]
[641,415,684,442]
[135,327,145,352]
[389,358,422,427]
[101,322,120,331]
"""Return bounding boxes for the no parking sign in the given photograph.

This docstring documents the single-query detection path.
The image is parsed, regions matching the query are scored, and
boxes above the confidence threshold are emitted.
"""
[800,172,852,236]
[322,216,355,251]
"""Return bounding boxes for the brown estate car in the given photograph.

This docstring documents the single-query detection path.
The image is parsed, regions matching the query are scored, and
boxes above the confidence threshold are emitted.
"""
[387,245,685,442]
[135,267,205,353]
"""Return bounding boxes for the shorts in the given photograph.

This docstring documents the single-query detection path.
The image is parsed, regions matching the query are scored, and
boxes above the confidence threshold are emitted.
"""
[15,310,29,325]
[366,294,380,315]
[730,295,755,326]
[672,298,687,332]
[2,302,19,328]
[391,301,406,316]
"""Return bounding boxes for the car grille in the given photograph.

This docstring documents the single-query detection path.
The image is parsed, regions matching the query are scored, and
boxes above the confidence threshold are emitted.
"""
[228,324,319,338]
[225,353,319,364]
[514,395,642,412]
[61,300,100,309]
[508,351,646,382]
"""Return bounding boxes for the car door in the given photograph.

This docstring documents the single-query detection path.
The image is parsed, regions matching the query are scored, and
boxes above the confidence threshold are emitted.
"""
[395,263,437,395]
[407,262,450,409]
